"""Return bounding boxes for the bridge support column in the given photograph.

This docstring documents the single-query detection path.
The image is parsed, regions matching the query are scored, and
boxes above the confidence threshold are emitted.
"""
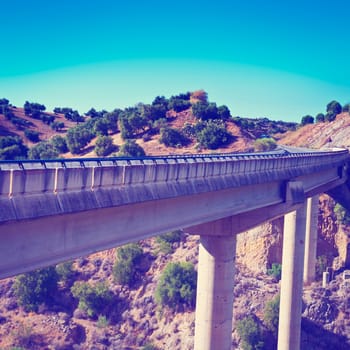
[278,202,307,350]
[194,232,236,350]
[303,196,319,285]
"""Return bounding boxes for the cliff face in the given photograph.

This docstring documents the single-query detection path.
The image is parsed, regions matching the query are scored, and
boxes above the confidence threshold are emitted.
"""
[236,218,284,272]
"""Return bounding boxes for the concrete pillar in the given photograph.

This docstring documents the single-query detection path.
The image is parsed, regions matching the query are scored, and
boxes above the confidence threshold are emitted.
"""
[194,234,236,350]
[303,196,319,285]
[278,202,307,350]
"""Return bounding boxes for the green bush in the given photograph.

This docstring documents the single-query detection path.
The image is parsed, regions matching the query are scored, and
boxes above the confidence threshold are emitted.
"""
[267,263,282,281]
[334,203,350,225]
[13,267,59,312]
[263,294,280,335]
[71,281,118,321]
[142,343,159,350]
[118,139,145,157]
[236,315,264,350]
[56,261,75,285]
[155,262,197,311]
[113,243,144,287]
[315,254,331,280]
[156,230,183,254]
[253,138,276,152]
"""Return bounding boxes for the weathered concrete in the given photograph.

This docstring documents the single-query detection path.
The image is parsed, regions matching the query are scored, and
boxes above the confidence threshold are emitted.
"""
[278,202,307,350]
[304,196,319,285]
[194,231,236,350]
[0,149,348,223]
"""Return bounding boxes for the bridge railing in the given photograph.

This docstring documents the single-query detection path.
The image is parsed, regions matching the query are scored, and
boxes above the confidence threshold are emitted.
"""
[0,148,348,199]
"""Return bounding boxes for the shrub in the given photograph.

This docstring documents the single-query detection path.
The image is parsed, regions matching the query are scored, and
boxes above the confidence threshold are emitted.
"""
[315,254,331,280]
[156,230,183,254]
[13,267,59,312]
[118,139,145,157]
[56,261,75,285]
[71,281,118,321]
[236,315,264,350]
[263,294,280,335]
[334,203,350,225]
[253,138,276,152]
[113,243,144,287]
[155,262,197,311]
[142,343,159,350]
[267,263,282,281]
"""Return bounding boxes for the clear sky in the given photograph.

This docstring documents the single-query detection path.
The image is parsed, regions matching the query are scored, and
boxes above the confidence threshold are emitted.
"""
[1,0,350,122]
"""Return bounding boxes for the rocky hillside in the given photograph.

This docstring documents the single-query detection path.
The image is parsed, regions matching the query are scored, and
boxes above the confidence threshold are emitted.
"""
[1,94,350,349]
[277,112,350,149]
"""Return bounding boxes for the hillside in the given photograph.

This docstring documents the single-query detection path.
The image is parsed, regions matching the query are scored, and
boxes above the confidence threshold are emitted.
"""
[0,93,298,160]
[0,94,350,349]
[277,112,350,149]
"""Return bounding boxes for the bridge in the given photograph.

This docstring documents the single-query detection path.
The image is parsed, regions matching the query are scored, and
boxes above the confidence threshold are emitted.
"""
[0,146,349,350]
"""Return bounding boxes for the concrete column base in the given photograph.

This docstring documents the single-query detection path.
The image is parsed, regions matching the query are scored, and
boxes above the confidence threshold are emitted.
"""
[194,234,236,350]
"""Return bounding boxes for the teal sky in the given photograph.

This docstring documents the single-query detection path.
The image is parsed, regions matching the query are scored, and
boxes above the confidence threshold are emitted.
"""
[1,0,350,121]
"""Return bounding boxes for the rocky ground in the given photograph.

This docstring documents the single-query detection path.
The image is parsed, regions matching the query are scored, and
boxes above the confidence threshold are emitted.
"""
[0,225,349,349]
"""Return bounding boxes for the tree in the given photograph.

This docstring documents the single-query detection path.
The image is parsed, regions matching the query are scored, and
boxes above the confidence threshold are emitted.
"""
[315,113,325,123]
[118,139,145,157]
[13,267,59,312]
[95,135,115,156]
[326,100,342,115]
[119,107,149,139]
[113,243,144,287]
[0,136,28,160]
[24,129,40,143]
[66,125,94,154]
[263,294,280,336]
[93,118,109,136]
[159,127,189,147]
[342,103,350,112]
[195,120,232,149]
[50,135,68,154]
[300,115,314,126]
[28,142,59,159]
[236,315,264,350]
[155,262,197,310]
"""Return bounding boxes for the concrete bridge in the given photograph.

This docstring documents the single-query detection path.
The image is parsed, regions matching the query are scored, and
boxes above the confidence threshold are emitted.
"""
[1,146,350,350]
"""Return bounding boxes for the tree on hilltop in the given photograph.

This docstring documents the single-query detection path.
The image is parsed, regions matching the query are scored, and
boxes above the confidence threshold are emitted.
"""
[301,115,314,126]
